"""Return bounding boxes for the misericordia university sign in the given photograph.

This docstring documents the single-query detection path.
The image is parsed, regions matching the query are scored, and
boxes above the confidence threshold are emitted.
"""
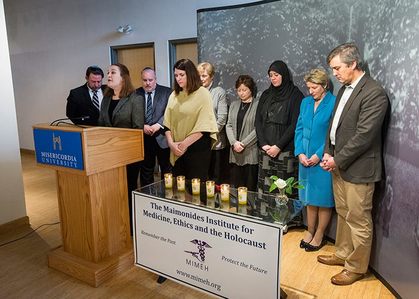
[33,128,84,170]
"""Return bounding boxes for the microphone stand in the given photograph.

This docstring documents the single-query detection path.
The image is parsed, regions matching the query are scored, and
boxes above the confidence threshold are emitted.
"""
[50,116,90,126]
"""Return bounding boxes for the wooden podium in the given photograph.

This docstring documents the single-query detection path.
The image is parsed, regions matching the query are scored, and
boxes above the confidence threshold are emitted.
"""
[32,123,143,286]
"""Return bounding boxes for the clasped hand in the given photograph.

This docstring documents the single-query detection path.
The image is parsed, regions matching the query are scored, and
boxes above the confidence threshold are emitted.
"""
[299,154,320,167]
[262,145,280,158]
[233,141,245,153]
[171,141,187,157]
[143,124,161,136]
[320,153,336,172]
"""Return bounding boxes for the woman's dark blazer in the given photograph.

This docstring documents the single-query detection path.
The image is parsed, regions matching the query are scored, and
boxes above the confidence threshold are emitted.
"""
[98,92,144,129]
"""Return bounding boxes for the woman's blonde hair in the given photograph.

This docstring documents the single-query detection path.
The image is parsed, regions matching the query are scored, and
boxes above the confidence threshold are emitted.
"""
[304,68,329,90]
[197,62,215,78]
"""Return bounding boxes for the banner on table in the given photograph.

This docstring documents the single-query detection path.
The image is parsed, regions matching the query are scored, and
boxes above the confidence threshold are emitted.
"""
[133,192,283,299]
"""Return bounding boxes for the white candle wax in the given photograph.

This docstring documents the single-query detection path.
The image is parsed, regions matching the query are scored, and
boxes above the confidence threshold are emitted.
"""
[177,176,185,191]
[220,184,230,202]
[164,173,173,189]
[192,178,200,195]
[238,187,248,205]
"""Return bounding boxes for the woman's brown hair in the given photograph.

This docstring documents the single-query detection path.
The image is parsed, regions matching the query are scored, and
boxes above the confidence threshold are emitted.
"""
[173,59,201,95]
[235,74,257,97]
[104,63,135,98]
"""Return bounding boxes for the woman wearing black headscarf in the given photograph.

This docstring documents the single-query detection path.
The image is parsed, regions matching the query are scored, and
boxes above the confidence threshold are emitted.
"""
[255,60,304,195]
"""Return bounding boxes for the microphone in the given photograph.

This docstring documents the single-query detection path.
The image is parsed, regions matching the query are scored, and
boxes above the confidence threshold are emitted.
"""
[50,116,90,126]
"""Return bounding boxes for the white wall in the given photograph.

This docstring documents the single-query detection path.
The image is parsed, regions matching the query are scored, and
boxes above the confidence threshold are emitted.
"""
[4,0,259,150]
[0,0,26,225]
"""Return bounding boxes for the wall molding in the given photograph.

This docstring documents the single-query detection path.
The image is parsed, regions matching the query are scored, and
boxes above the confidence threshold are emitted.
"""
[20,148,35,155]
[0,216,30,236]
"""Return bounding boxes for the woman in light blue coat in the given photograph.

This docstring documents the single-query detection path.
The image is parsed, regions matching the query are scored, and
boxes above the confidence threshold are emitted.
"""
[295,69,336,251]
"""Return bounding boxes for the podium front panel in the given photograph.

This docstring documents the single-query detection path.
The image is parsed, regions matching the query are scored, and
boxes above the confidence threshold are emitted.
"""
[33,128,84,170]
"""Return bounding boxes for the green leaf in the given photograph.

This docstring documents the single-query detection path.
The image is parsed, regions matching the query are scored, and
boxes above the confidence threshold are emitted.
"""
[268,176,305,194]
[285,177,294,185]
[269,184,277,193]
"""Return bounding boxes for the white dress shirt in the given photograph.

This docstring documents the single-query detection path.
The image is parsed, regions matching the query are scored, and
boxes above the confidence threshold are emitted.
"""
[330,73,365,145]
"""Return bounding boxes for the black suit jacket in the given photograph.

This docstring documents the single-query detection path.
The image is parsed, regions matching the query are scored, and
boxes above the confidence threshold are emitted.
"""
[136,84,172,148]
[66,84,106,126]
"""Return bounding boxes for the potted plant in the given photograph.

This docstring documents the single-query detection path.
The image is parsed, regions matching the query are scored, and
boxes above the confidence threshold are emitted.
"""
[267,176,304,225]
[269,176,304,204]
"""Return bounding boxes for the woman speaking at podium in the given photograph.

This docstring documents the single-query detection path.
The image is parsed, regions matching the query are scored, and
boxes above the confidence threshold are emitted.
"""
[98,63,144,232]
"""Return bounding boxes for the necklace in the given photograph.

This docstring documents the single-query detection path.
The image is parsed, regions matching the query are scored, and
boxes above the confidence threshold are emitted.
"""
[240,101,250,110]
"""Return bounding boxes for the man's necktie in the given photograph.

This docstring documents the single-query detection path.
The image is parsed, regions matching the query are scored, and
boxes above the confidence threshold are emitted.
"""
[92,90,99,110]
[146,92,153,124]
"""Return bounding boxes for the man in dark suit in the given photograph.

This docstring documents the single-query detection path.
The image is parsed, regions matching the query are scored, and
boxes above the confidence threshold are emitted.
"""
[66,66,106,125]
[137,67,172,186]
[318,43,389,285]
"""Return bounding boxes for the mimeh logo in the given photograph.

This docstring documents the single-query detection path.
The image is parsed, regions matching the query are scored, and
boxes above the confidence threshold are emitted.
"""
[184,239,212,262]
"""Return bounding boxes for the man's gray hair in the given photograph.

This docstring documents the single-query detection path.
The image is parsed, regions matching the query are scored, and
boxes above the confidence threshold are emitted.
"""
[327,42,364,70]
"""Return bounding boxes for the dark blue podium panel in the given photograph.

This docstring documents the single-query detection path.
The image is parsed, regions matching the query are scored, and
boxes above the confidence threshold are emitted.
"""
[33,128,84,170]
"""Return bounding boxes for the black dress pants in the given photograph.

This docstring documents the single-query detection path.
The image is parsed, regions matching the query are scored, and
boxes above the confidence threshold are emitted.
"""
[231,163,258,192]
[126,161,141,235]
[208,146,230,185]
[140,134,171,187]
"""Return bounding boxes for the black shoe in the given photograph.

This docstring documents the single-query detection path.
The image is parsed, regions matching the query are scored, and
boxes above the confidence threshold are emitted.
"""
[157,276,167,284]
[305,239,326,252]
[299,239,310,248]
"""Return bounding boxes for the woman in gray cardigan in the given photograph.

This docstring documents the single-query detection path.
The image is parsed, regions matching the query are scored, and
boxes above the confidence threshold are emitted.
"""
[197,62,229,185]
[226,75,259,191]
